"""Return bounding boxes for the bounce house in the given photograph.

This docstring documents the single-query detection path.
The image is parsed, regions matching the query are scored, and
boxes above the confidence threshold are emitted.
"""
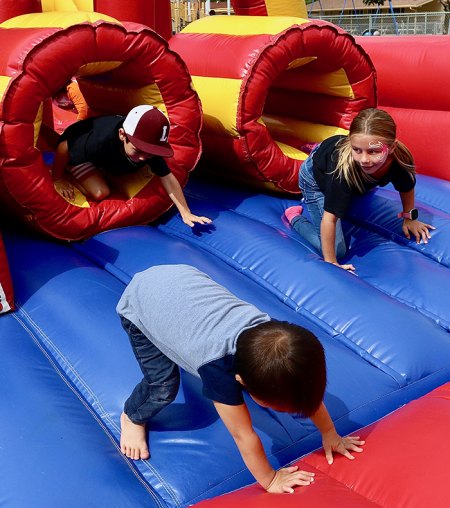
[169,15,376,192]
[1,0,450,506]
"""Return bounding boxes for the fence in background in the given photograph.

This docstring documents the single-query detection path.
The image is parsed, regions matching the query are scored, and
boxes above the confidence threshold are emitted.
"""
[171,5,448,35]
[310,12,447,35]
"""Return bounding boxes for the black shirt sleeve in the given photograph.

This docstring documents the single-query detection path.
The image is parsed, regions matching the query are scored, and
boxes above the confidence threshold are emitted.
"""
[198,355,244,406]
[149,156,171,177]
[385,162,416,193]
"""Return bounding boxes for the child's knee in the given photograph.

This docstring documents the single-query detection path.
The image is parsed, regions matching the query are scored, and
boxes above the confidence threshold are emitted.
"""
[159,379,180,405]
[89,186,110,202]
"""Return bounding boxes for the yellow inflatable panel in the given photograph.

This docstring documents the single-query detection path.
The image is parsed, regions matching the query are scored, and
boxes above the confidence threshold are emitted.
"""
[263,115,348,143]
[265,0,308,18]
[0,11,118,29]
[42,0,78,12]
[182,15,310,36]
[274,141,307,160]
[77,62,123,76]
[54,180,90,208]
[275,68,355,99]
[0,76,11,100]
[192,76,241,136]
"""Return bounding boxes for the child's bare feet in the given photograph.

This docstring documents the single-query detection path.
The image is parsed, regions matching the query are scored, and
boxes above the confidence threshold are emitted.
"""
[120,412,150,460]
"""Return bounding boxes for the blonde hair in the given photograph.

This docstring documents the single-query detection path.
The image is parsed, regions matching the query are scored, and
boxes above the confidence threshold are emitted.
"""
[335,108,415,193]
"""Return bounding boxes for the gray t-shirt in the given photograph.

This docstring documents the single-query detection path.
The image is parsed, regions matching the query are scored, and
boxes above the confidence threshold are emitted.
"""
[116,264,270,404]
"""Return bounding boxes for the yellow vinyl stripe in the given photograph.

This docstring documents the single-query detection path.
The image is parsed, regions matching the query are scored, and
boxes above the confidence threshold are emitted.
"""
[264,115,348,142]
[33,103,43,147]
[54,181,91,207]
[0,76,11,100]
[108,166,155,199]
[301,68,355,98]
[0,11,118,28]
[191,76,241,136]
[265,0,308,18]
[79,81,166,117]
[287,57,317,69]
[182,15,309,36]
[77,62,123,76]
[274,141,307,160]
[41,0,94,11]
[74,0,94,10]
[41,0,80,12]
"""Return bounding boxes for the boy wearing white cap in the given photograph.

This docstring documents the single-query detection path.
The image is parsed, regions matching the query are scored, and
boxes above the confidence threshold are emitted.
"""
[52,105,211,228]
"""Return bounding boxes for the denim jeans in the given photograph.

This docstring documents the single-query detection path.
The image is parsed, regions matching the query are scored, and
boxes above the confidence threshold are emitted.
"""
[121,316,180,424]
[292,147,347,259]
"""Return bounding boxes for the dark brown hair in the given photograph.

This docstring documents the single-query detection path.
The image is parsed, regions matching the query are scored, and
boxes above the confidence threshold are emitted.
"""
[235,321,326,416]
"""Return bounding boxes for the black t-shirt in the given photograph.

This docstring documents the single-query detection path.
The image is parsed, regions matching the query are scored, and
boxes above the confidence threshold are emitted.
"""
[198,355,244,405]
[59,116,171,177]
[312,135,416,218]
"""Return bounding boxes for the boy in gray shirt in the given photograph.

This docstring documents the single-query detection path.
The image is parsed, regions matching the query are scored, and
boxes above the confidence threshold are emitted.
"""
[117,265,364,493]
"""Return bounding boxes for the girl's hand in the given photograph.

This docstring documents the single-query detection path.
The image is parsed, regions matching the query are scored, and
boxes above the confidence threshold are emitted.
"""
[181,212,212,228]
[321,428,365,464]
[332,262,356,272]
[265,466,315,494]
[402,219,435,244]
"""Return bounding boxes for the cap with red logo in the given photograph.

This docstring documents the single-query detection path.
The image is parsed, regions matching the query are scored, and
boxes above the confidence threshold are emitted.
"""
[122,105,174,157]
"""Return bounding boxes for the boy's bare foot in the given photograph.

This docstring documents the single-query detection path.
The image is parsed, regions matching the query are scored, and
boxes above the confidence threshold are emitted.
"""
[120,412,150,460]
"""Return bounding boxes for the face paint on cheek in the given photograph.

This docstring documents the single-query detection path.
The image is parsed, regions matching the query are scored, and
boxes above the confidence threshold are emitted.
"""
[360,141,389,175]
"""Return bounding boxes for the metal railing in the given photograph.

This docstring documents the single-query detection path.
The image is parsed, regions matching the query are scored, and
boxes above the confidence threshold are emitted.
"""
[171,7,448,36]
[309,12,447,35]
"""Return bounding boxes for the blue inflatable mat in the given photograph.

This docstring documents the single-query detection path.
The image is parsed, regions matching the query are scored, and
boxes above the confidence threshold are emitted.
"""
[164,177,450,331]
[0,313,155,507]
[1,172,449,507]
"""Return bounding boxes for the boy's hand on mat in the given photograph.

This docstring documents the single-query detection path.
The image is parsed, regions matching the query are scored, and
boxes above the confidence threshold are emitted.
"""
[265,466,315,494]
[322,429,365,464]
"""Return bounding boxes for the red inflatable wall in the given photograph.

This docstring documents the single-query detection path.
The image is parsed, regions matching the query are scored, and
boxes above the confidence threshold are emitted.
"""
[356,35,450,181]
[232,0,307,17]
[95,0,172,40]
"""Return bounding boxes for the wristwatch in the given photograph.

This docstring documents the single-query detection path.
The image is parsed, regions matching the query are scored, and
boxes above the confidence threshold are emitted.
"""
[397,208,419,220]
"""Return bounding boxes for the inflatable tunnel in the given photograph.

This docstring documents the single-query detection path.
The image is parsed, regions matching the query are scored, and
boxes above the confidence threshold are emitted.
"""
[0,10,201,240]
[170,14,376,193]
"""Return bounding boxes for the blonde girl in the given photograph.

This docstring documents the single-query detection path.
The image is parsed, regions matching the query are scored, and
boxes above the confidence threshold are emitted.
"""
[285,108,434,271]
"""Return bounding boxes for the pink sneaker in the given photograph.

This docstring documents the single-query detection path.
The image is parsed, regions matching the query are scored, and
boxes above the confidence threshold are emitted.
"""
[284,206,303,224]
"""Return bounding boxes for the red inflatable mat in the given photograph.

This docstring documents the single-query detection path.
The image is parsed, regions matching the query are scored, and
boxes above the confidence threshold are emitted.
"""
[196,384,450,507]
